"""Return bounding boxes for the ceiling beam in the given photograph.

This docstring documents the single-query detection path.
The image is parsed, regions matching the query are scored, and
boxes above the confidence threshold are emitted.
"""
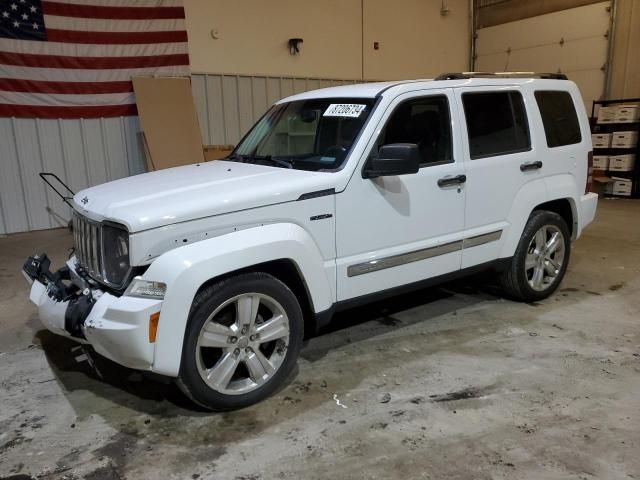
[476,0,607,28]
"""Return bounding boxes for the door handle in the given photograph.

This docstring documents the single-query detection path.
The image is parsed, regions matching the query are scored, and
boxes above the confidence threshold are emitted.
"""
[520,160,543,172]
[437,174,467,188]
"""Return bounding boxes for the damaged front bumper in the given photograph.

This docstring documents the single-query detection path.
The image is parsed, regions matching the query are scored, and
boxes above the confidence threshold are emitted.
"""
[24,254,162,371]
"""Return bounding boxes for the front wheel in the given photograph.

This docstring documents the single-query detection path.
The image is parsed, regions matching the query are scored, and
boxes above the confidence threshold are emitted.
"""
[500,210,571,302]
[177,272,303,411]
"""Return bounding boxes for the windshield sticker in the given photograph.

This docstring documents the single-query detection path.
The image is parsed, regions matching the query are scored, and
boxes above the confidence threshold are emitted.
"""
[323,104,367,118]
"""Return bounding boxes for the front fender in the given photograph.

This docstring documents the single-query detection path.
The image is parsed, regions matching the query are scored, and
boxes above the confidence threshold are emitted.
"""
[143,223,334,376]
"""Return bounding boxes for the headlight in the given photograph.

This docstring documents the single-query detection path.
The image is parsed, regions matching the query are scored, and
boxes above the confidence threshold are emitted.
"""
[102,223,130,286]
[124,277,166,299]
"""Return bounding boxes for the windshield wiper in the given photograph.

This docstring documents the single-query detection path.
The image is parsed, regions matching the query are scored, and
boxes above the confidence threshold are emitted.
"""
[225,152,245,162]
[227,152,293,169]
[251,155,294,169]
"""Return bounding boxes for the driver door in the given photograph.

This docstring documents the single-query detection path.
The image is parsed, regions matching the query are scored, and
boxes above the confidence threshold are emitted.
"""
[335,89,466,301]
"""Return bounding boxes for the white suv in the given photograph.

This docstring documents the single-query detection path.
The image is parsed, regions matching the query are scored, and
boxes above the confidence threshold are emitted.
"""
[24,73,598,410]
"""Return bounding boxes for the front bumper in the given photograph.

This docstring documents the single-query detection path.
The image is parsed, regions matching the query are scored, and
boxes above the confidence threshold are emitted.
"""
[26,257,162,371]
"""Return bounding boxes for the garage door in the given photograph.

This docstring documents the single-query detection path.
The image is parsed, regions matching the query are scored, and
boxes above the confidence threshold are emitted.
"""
[475,1,611,112]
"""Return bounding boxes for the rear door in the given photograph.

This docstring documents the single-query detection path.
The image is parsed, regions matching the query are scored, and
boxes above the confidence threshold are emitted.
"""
[454,86,540,268]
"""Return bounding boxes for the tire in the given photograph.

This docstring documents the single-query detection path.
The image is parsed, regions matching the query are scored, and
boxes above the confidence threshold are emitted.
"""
[177,272,303,411]
[500,210,571,302]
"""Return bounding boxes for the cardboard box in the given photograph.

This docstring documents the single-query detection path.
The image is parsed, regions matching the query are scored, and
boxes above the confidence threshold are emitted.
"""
[592,155,609,170]
[614,105,640,123]
[203,145,235,161]
[609,154,636,171]
[596,106,617,124]
[611,131,638,148]
[611,178,633,196]
[591,133,611,148]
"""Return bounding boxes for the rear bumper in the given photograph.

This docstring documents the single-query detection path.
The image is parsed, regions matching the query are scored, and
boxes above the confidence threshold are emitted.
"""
[577,192,598,237]
[27,258,162,371]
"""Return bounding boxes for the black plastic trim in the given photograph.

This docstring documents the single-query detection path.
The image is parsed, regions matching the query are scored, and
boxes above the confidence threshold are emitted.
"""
[337,259,508,311]
[374,80,428,98]
[297,189,335,201]
[313,308,334,333]
[312,258,512,332]
[310,214,333,221]
[435,72,568,81]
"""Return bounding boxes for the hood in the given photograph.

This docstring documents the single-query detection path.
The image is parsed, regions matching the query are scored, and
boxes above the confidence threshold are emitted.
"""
[73,161,336,232]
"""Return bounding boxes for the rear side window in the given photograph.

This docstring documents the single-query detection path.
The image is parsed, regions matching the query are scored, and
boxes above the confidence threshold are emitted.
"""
[534,91,582,147]
[462,91,531,159]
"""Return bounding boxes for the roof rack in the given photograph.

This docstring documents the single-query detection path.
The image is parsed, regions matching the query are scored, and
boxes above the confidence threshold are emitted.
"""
[435,72,568,81]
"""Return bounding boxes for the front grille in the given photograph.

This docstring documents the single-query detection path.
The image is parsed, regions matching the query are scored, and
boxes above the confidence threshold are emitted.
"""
[72,212,103,279]
[72,211,132,288]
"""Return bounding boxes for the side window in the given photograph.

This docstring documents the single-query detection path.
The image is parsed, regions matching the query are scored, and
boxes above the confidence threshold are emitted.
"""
[377,95,453,166]
[534,91,582,147]
[462,91,531,159]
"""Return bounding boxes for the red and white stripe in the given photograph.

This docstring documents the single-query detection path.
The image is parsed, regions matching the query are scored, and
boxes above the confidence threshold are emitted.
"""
[0,0,189,119]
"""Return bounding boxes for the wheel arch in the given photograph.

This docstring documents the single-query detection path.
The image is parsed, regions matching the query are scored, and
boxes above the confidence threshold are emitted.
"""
[142,223,334,377]
[533,198,576,239]
[499,175,578,259]
[192,258,317,340]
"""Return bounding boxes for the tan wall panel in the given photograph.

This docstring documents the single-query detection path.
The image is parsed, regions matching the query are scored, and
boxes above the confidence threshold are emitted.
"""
[184,0,363,79]
[363,0,470,80]
[184,0,470,81]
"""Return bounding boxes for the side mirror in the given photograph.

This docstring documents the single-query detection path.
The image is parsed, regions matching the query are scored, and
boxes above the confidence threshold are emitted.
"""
[363,143,421,179]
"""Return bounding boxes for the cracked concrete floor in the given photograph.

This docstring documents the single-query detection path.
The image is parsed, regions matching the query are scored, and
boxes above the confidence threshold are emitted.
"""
[1,199,639,480]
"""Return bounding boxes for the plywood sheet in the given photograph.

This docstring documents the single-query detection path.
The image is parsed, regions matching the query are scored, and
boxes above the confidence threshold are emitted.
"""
[132,76,204,170]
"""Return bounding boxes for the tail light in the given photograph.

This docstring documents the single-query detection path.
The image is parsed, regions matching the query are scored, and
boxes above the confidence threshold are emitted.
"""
[585,150,593,193]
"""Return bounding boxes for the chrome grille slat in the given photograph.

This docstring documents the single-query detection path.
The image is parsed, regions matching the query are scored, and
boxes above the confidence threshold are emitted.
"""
[92,224,99,274]
[82,218,88,268]
[72,211,130,288]
[85,220,91,271]
[76,214,83,264]
[90,224,96,273]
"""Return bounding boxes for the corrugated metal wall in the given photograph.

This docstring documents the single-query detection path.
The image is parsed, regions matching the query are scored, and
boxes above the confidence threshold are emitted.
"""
[0,116,146,235]
[190,75,358,146]
[0,74,357,235]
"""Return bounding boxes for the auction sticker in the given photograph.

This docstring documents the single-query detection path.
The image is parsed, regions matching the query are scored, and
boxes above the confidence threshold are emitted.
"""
[323,104,366,117]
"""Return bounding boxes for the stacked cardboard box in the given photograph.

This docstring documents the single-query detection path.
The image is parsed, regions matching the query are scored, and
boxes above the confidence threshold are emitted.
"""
[597,104,640,124]
[592,133,611,148]
[605,177,633,196]
[609,154,636,172]
[614,105,640,123]
[593,155,609,170]
[596,106,617,124]
[611,131,639,148]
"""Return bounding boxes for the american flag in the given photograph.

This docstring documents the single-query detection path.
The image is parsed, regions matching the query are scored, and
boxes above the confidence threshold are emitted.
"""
[0,0,189,118]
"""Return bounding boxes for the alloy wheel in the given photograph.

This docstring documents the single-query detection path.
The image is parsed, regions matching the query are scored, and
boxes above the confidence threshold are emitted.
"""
[195,293,290,395]
[525,224,566,292]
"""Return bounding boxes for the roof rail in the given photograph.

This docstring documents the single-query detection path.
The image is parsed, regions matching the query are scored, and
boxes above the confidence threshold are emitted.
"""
[435,72,569,81]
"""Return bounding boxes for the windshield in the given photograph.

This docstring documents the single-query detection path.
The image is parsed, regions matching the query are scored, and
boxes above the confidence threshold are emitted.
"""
[232,98,376,171]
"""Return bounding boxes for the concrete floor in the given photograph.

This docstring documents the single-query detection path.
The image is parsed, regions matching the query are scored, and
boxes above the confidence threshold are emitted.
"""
[1,199,639,480]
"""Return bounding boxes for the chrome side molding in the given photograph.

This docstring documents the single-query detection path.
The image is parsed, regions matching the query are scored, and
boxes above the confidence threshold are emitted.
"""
[347,230,503,277]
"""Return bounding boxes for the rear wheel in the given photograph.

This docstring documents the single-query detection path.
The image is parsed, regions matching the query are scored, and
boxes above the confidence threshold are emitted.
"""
[177,272,303,411]
[500,210,571,302]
